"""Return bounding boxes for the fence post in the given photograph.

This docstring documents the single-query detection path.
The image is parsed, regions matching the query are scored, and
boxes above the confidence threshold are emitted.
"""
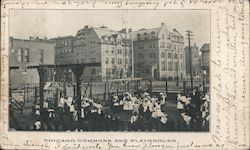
[136,80,139,91]
[34,87,37,105]
[104,82,107,101]
[89,83,92,98]
[9,82,12,98]
[149,80,152,95]
[107,81,110,101]
[165,81,168,94]
[24,84,26,105]
[127,82,130,92]
[124,81,127,92]
[183,81,186,94]
[73,84,76,100]
[116,82,119,96]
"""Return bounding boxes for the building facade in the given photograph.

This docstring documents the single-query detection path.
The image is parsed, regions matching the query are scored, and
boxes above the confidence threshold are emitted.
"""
[133,23,185,80]
[9,37,56,88]
[50,36,74,82]
[184,43,202,79]
[52,25,133,82]
[200,43,210,78]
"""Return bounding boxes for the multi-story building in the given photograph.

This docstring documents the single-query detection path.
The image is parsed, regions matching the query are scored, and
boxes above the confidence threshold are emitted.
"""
[9,37,56,88]
[50,36,74,82]
[184,43,202,79]
[132,23,185,80]
[51,36,74,65]
[200,43,210,78]
[52,25,133,82]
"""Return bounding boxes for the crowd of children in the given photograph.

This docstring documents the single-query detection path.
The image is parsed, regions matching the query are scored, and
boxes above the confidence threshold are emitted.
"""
[31,90,209,131]
[176,90,210,131]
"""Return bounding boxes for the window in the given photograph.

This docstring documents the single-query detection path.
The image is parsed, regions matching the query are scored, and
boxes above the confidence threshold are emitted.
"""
[106,58,109,64]
[39,49,43,63]
[151,32,155,38]
[125,58,128,64]
[161,52,165,58]
[153,42,156,48]
[167,35,171,40]
[161,61,165,71]
[81,59,84,63]
[17,48,22,63]
[168,53,172,59]
[138,53,144,59]
[149,43,152,48]
[144,32,148,40]
[175,62,178,70]
[137,34,141,40]
[168,62,172,71]
[160,42,165,48]
[90,58,95,62]
[117,39,121,44]
[180,54,183,59]
[112,69,115,75]
[181,62,183,69]
[111,47,115,53]
[174,53,178,59]
[106,46,109,53]
[92,68,96,75]
[106,68,109,75]
[111,58,115,64]
[162,34,165,39]
[167,43,171,49]
[90,39,95,44]
[118,58,122,64]
[141,44,144,49]
[118,48,122,54]
[76,59,79,63]
[150,52,155,59]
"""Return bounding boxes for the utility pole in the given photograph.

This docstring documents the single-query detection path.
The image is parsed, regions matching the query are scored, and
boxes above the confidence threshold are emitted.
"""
[176,43,180,86]
[72,65,84,127]
[186,30,194,91]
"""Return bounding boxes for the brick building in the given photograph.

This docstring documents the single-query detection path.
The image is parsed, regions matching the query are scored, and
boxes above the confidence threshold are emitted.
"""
[50,36,74,82]
[51,25,133,82]
[9,37,56,88]
[132,23,185,80]
[184,43,202,79]
[200,43,210,80]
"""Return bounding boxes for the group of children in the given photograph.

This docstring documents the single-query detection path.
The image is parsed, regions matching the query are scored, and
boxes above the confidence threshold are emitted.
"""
[176,90,210,131]
[31,89,209,131]
[109,92,168,131]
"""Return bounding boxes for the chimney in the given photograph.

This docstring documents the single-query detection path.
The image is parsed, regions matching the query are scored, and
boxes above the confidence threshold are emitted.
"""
[29,36,36,40]
[161,22,165,26]
[100,25,107,29]
[84,25,88,29]
[120,28,126,33]
[44,37,47,40]
[128,29,132,32]
[173,28,176,31]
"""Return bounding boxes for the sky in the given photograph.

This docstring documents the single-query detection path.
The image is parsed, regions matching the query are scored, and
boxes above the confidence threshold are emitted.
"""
[10,9,210,48]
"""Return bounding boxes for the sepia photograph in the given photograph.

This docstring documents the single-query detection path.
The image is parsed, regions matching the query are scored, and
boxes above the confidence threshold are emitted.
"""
[8,9,211,132]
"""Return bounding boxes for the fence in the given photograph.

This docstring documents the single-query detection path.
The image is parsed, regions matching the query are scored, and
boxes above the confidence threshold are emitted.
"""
[9,79,207,107]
